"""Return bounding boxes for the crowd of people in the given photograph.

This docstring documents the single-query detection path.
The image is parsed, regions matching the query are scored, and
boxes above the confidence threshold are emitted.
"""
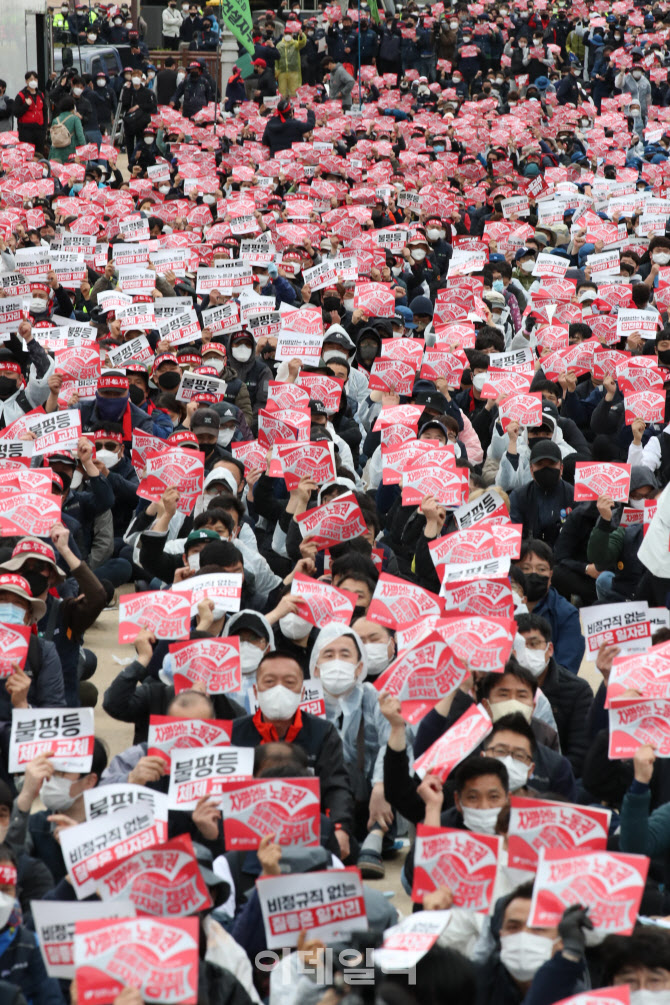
[2,0,670,1003]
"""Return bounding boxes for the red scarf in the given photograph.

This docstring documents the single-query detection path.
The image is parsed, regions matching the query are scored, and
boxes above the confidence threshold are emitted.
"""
[121,401,133,442]
[252,707,303,744]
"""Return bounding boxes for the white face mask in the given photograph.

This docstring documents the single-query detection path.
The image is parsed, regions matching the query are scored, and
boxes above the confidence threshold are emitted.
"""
[629,497,646,510]
[217,428,234,447]
[205,357,226,374]
[500,932,555,982]
[203,194,216,205]
[364,642,392,676]
[232,345,252,363]
[489,699,533,724]
[411,248,426,261]
[240,641,265,675]
[498,755,530,792]
[318,658,358,697]
[517,645,548,679]
[132,76,142,86]
[472,372,487,391]
[97,79,106,87]
[95,448,120,469]
[323,349,347,363]
[177,72,186,83]
[654,253,670,265]
[29,298,48,314]
[426,228,440,242]
[257,683,302,720]
[279,612,312,640]
[461,805,501,836]
[187,552,200,571]
[343,299,355,312]
[70,470,83,490]
[72,86,84,96]
[41,775,76,812]
[158,185,170,194]
[87,33,96,41]
[520,259,535,273]
[392,265,403,277]
[27,80,38,90]
[631,992,670,1005]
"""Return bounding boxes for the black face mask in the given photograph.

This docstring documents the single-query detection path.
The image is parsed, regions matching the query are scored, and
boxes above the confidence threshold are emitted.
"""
[525,573,550,603]
[157,371,181,391]
[323,296,341,312]
[23,570,49,598]
[199,441,215,456]
[59,470,73,493]
[128,384,146,406]
[0,376,18,401]
[534,467,561,493]
[658,349,670,366]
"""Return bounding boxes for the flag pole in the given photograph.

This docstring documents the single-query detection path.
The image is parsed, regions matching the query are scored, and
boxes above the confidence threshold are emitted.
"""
[358,0,362,109]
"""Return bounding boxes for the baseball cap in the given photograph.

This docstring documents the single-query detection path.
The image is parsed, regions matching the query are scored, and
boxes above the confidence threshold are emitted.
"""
[395,305,417,330]
[185,529,220,551]
[191,408,221,435]
[530,440,562,464]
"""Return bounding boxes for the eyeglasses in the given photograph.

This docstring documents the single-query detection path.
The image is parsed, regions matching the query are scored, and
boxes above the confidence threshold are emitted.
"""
[485,744,533,766]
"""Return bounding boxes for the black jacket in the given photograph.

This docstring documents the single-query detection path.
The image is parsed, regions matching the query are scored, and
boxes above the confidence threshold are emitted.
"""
[231,711,354,834]
[553,500,599,584]
[509,477,575,547]
[538,657,593,775]
[103,657,246,744]
[261,109,316,156]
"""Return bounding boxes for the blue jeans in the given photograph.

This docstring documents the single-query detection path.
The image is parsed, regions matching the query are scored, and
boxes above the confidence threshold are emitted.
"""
[596,570,627,603]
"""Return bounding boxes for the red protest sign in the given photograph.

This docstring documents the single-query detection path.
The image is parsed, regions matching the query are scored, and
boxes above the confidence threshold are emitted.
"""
[401,464,467,509]
[168,638,241,694]
[147,714,232,768]
[573,463,631,502]
[498,392,543,431]
[295,491,367,550]
[528,849,648,935]
[75,917,199,1004]
[96,834,212,916]
[368,358,417,395]
[412,824,501,910]
[440,577,515,618]
[508,796,610,871]
[373,633,467,724]
[291,572,358,628]
[624,390,665,424]
[0,623,30,676]
[119,590,193,644]
[0,491,61,537]
[220,776,321,849]
[606,640,670,705]
[438,615,516,672]
[608,698,670,758]
[413,703,492,783]
[138,448,205,514]
[368,573,442,630]
[276,441,336,490]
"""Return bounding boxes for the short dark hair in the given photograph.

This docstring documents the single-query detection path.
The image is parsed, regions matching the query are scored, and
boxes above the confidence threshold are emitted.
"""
[257,650,304,678]
[90,737,108,780]
[254,741,309,776]
[533,378,562,399]
[207,493,245,523]
[199,539,243,568]
[475,327,505,353]
[568,322,593,340]
[195,508,234,535]
[601,927,670,986]
[509,565,526,594]
[488,712,536,752]
[453,754,509,794]
[515,612,553,642]
[331,552,379,585]
[518,537,554,569]
[478,659,538,699]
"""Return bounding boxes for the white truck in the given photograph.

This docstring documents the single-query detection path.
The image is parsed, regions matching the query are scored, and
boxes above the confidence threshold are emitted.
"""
[0,0,50,102]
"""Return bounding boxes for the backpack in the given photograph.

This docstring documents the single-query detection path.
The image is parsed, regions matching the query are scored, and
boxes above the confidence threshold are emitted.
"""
[50,114,74,148]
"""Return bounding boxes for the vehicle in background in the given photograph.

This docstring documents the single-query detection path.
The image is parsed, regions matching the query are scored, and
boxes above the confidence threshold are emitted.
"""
[53,44,126,79]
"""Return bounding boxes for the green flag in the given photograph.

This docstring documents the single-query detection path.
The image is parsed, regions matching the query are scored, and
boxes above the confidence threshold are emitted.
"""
[368,0,381,25]
[218,0,255,56]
